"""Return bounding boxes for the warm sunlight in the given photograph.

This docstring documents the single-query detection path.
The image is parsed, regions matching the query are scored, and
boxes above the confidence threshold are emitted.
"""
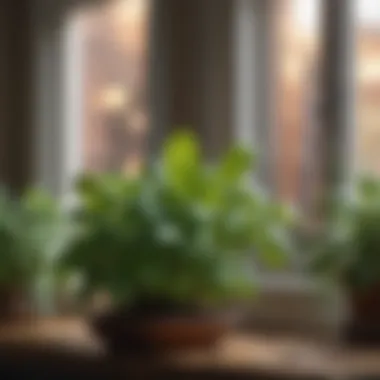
[293,0,319,33]
[295,0,380,31]
[358,0,380,27]
[112,0,148,23]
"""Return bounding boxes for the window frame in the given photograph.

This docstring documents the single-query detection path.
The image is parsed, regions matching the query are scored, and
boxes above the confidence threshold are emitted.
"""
[33,0,86,199]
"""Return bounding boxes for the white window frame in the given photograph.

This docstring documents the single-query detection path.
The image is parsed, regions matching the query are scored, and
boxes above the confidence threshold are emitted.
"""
[234,0,276,189]
[33,0,86,201]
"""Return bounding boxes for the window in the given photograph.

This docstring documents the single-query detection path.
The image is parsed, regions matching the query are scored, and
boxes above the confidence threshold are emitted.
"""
[37,0,361,216]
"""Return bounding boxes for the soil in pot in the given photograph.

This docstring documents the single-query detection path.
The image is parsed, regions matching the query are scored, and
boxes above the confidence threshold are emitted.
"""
[92,297,235,354]
[346,283,380,346]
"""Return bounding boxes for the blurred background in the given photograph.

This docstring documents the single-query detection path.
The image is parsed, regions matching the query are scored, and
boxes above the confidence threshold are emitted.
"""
[1,0,380,372]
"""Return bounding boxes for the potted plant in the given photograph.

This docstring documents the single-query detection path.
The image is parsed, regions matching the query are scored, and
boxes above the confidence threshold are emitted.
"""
[60,131,293,352]
[311,176,380,344]
[0,187,67,320]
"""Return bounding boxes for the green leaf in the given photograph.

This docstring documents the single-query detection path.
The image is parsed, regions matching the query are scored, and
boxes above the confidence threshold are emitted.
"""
[218,146,255,183]
[162,130,202,196]
[255,228,291,269]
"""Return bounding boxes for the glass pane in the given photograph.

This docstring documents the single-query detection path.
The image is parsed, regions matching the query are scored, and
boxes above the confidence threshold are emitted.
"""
[75,0,150,174]
[272,0,322,220]
[356,0,380,174]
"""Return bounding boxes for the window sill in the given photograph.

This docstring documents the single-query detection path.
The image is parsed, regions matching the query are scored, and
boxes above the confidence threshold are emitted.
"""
[247,274,349,342]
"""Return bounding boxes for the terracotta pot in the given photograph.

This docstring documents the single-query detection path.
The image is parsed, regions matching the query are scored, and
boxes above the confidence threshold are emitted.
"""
[93,308,235,354]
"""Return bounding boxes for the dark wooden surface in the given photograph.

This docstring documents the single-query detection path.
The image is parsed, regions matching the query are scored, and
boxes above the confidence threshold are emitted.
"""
[0,318,377,379]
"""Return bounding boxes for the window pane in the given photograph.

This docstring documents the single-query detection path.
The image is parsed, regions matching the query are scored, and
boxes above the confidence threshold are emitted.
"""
[75,0,150,174]
[356,0,380,174]
[272,0,322,219]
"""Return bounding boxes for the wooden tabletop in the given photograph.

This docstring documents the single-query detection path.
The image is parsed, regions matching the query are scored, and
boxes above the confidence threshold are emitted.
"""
[0,318,378,379]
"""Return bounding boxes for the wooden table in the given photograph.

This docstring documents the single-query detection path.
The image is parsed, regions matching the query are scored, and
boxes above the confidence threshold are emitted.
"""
[0,318,377,379]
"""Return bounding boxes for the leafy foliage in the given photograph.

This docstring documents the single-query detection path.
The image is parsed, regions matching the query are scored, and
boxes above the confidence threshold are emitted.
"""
[61,131,293,305]
[311,176,380,290]
[0,188,67,289]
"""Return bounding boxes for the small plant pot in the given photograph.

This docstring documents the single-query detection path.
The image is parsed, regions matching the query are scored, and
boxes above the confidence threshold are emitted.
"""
[346,283,380,345]
[92,303,236,354]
